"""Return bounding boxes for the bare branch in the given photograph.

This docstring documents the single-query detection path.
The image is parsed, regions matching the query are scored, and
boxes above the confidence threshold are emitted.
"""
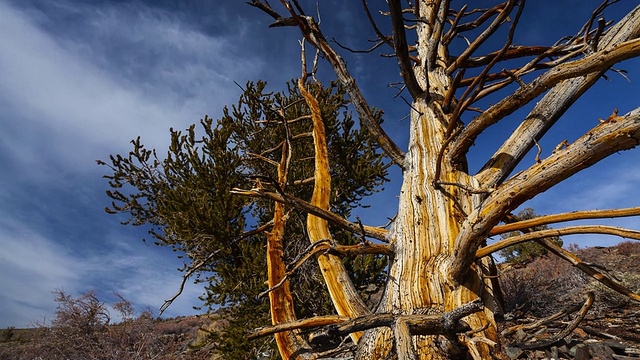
[249,299,484,339]
[300,77,371,335]
[477,225,640,259]
[451,39,640,159]
[247,152,279,167]
[474,7,640,184]
[248,315,351,340]
[435,181,493,195]
[518,292,594,350]
[450,37,640,163]
[427,0,450,71]
[389,0,424,100]
[231,188,390,241]
[444,3,507,44]
[331,37,387,54]
[479,228,640,304]
[501,297,584,337]
[446,0,525,137]
[490,206,640,236]
[260,240,393,298]
[456,45,552,68]
[446,0,519,74]
[537,238,640,303]
[442,4,467,46]
[361,0,394,49]
[260,239,332,298]
[247,0,282,21]
[452,107,640,280]
[271,1,406,169]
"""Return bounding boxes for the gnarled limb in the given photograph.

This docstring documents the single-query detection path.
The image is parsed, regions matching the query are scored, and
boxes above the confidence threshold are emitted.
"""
[250,299,484,340]
[477,225,640,259]
[445,0,519,74]
[259,240,392,298]
[266,108,314,358]
[537,238,640,303]
[443,3,507,44]
[276,1,407,170]
[248,315,351,340]
[361,0,394,49]
[450,37,640,163]
[446,0,525,137]
[478,234,640,303]
[516,292,595,350]
[502,295,586,337]
[388,0,424,100]
[451,107,640,281]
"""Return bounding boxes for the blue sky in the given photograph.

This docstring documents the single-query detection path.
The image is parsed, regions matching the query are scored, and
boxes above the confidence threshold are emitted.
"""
[1,0,639,329]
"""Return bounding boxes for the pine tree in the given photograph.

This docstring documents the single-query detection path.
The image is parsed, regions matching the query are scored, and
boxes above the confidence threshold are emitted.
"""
[101,81,389,358]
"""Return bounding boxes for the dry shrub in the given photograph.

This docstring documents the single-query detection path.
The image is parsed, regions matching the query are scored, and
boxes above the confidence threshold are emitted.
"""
[155,319,197,336]
[1,290,163,360]
[616,241,640,256]
[500,254,586,317]
[586,272,640,311]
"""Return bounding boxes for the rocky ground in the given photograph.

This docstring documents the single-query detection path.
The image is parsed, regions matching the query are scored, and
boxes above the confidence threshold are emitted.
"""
[498,242,640,359]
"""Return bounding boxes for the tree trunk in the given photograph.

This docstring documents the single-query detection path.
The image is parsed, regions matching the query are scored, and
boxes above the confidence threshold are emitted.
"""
[356,69,500,359]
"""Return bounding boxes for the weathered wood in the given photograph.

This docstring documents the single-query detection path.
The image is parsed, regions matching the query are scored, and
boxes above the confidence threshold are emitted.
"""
[266,122,314,359]
[478,225,640,258]
[476,5,640,186]
[230,188,390,241]
[248,2,640,358]
[450,37,640,163]
[489,206,640,236]
[299,78,370,344]
[452,107,640,281]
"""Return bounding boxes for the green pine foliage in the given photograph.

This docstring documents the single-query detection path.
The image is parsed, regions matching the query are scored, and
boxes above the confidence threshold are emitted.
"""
[100,80,389,358]
[499,208,563,265]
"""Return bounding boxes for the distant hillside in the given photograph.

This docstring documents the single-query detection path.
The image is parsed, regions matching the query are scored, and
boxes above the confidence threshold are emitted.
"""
[0,312,227,360]
[2,242,640,359]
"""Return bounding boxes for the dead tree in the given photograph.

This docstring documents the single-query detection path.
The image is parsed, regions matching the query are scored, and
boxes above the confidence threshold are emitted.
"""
[238,1,640,358]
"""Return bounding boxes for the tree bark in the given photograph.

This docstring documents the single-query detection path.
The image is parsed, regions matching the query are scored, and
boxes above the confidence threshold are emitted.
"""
[356,68,499,359]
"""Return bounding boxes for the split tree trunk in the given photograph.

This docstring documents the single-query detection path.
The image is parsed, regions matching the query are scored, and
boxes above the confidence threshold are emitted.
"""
[355,73,499,359]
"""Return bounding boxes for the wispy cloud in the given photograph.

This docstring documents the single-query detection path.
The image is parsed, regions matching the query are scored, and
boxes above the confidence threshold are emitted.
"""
[0,214,203,328]
[0,1,258,328]
[0,217,81,327]
[0,0,262,177]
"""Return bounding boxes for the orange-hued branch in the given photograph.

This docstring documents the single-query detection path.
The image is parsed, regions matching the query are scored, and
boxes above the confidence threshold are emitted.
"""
[452,107,640,281]
[299,78,370,343]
